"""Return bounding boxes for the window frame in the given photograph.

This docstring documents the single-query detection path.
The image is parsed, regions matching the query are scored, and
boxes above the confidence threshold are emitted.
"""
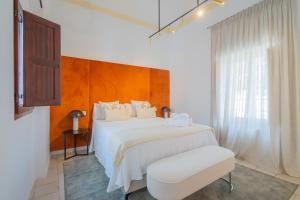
[14,0,33,120]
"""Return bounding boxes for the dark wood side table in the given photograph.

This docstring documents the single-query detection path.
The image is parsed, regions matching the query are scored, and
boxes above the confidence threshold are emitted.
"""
[63,128,90,160]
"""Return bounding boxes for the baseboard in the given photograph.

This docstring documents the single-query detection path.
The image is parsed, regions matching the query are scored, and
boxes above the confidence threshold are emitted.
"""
[50,146,88,157]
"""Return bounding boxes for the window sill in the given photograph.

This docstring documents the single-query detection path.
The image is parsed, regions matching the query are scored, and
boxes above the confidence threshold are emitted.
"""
[14,106,34,120]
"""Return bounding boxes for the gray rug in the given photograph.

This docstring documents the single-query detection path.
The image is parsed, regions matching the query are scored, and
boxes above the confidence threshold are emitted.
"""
[64,156,297,200]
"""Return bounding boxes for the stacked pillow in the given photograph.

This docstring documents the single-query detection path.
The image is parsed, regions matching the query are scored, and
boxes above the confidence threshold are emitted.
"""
[93,101,119,120]
[93,100,157,121]
[136,107,157,118]
[131,100,151,116]
[104,106,131,121]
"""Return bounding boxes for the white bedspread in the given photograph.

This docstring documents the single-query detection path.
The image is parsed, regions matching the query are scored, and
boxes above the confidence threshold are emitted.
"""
[90,118,218,192]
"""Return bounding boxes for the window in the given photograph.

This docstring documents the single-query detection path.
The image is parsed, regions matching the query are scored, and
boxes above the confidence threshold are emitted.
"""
[219,45,269,121]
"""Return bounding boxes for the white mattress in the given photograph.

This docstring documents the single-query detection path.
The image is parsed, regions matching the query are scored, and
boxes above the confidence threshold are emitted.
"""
[90,117,218,192]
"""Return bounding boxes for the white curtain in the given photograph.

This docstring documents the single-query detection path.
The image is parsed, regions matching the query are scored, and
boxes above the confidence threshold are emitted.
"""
[211,0,300,176]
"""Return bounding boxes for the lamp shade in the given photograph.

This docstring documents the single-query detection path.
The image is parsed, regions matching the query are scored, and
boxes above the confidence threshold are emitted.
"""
[161,106,171,112]
[161,106,171,118]
[68,110,84,119]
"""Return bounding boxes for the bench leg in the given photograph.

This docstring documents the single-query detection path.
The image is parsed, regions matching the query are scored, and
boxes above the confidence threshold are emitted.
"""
[221,172,234,193]
[125,192,131,200]
[229,172,233,192]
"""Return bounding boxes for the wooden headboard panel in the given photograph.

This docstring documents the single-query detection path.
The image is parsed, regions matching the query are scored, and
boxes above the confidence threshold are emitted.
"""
[50,56,170,151]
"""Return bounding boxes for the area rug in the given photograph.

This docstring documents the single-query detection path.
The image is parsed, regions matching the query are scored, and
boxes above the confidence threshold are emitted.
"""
[63,155,297,200]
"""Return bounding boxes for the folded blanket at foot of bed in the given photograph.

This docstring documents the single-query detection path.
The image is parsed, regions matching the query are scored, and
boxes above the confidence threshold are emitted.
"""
[109,124,213,166]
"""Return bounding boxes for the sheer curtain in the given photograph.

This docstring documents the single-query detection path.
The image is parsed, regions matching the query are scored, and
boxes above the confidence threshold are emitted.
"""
[211,0,300,176]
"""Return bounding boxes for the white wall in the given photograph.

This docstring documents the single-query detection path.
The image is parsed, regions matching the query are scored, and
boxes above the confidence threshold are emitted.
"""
[168,26,211,124]
[0,1,50,200]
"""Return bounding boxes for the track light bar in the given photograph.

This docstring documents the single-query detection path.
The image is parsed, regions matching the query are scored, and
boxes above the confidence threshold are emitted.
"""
[149,0,209,39]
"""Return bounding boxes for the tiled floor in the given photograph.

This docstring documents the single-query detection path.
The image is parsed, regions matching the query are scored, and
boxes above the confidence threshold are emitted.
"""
[30,156,300,200]
[30,156,65,200]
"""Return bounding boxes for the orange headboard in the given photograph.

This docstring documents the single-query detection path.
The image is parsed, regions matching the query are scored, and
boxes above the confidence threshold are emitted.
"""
[50,56,170,151]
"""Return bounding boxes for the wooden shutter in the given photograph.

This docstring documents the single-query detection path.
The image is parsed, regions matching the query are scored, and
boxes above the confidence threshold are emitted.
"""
[23,11,61,106]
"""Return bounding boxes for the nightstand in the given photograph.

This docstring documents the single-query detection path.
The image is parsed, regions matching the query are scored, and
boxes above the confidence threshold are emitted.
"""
[63,128,90,160]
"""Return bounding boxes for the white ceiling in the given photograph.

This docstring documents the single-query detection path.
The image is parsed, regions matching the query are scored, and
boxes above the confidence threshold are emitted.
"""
[45,0,265,33]
[80,0,210,26]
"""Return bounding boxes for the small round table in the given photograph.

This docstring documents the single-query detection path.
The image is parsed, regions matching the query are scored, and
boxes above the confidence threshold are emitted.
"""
[63,128,90,160]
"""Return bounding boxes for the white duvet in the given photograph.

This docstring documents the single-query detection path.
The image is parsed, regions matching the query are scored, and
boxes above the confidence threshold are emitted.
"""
[90,117,218,192]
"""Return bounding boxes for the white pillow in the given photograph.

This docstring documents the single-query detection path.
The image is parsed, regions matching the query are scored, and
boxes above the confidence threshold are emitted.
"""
[136,107,157,119]
[94,101,119,120]
[123,103,134,117]
[105,107,131,121]
[131,100,151,117]
[110,103,134,117]
[93,103,102,120]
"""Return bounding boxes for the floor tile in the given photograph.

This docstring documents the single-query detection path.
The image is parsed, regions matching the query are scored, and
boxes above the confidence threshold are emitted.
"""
[276,174,300,185]
[58,167,65,200]
[290,195,295,200]
[295,186,300,195]
[58,160,64,174]
[49,159,58,170]
[34,182,59,198]
[35,174,58,187]
[255,167,277,177]
[34,192,59,200]
[237,160,257,170]
[292,194,300,200]
[48,166,58,175]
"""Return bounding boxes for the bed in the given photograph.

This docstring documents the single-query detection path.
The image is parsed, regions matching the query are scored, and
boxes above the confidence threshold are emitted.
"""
[90,117,218,193]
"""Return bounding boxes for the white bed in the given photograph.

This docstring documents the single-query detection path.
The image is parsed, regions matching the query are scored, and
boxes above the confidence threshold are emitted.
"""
[90,117,218,193]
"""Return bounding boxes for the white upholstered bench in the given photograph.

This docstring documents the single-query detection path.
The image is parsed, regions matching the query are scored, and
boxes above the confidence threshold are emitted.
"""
[146,145,235,200]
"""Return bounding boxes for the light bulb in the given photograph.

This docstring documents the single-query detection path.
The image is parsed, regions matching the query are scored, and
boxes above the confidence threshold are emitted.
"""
[213,0,225,5]
[197,10,204,17]
[171,30,176,34]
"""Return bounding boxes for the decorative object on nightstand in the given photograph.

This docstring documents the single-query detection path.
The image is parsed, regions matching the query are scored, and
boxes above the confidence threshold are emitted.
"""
[63,128,90,160]
[68,110,85,131]
[162,106,171,118]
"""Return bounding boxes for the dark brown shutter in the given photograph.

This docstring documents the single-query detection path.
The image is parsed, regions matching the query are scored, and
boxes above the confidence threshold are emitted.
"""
[23,11,61,106]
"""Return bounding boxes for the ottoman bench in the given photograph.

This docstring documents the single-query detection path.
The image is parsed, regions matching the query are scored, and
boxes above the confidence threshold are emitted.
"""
[147,145,235,200]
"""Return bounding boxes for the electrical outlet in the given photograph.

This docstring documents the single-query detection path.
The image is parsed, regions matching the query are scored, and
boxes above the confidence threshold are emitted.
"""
[82,111,87,116]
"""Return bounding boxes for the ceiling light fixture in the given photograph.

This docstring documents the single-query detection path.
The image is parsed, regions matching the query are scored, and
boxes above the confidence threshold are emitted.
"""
[197,10,204,17]
[149,0,223,39]
[213,0,225,5]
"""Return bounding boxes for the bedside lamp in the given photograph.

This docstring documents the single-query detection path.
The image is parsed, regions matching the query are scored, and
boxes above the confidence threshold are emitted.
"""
[68,110,84,131]
[162,106,171,118]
